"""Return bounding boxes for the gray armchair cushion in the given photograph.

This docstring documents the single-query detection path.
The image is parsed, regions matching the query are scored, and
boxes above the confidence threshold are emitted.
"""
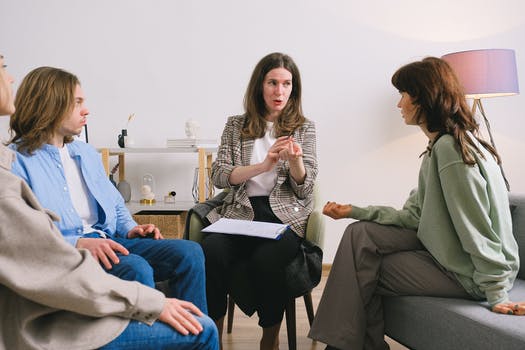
[384,279,525,350]
[384,193,525,350]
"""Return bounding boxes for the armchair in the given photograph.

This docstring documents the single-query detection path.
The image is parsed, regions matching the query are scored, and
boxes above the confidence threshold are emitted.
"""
[184,185,325,350]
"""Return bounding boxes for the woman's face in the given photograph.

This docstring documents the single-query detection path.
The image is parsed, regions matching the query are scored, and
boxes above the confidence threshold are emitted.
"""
[262,67,293,121]
[0,55,15,116]
[397,92,419,125]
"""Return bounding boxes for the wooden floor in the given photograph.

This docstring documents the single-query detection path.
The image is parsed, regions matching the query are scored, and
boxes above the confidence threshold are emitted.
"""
[221,270,408,350]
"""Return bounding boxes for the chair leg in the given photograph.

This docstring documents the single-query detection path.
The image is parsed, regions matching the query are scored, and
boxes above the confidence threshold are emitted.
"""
[226,293,312,350]
[285,298,297,350]
[304,292,315,325]
[227,295,235,334]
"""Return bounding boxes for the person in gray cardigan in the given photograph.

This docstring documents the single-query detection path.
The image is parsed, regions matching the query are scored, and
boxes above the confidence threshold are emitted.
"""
[0,54,218,350]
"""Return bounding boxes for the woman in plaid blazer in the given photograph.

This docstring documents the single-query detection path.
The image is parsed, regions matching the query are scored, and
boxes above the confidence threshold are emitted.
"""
[201,52,318,350]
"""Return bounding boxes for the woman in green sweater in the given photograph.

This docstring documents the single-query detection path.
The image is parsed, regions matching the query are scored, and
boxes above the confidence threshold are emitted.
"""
[309,57,523,350]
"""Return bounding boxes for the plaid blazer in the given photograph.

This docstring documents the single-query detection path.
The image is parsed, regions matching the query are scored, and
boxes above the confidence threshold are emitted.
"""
[206,114,318,237]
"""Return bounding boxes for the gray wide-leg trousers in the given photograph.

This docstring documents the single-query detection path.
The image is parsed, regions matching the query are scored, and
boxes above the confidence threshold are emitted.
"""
[309,221,471,350]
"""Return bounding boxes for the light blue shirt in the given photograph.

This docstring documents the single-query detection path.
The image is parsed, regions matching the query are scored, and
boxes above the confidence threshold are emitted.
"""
[10,141,137,246]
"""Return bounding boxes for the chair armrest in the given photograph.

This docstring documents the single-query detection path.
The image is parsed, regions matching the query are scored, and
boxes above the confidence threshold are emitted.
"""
[305,208,325,249]
[509,193,525,278]
[184,190,229,242]
[187,212,206,243]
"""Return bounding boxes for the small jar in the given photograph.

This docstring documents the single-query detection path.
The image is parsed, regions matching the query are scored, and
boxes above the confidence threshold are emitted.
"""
[164,191,177,204]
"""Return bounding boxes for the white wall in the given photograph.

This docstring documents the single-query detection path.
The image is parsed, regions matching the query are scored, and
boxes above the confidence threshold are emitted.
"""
[2,0,525,262]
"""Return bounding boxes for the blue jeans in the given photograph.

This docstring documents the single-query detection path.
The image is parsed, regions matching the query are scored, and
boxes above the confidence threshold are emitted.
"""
[86,234,207,313]
[99,316,219,350]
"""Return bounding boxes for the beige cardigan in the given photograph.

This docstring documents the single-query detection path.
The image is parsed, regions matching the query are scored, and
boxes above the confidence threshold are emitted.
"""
[0,145,165,350]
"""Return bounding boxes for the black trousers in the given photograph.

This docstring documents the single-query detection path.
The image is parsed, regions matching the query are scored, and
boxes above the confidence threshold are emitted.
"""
[200,196,301,327]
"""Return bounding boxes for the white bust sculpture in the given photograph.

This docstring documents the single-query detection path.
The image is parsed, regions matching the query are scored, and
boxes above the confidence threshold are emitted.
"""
[141,173,156,201]
[140,185,155,200]
[185,118,200,139]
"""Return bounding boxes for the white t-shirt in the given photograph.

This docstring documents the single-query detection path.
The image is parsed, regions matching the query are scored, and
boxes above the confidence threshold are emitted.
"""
[58,145,101,235]
[246,121,278,197]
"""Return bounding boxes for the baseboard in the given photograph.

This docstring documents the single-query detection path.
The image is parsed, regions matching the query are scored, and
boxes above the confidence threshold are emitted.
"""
[322,263,331,275]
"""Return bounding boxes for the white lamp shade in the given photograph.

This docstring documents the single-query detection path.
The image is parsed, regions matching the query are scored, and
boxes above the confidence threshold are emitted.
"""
[442,49,519,99]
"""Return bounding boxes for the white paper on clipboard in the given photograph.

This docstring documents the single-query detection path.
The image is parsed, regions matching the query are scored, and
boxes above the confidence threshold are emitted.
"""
[201,218,288,240]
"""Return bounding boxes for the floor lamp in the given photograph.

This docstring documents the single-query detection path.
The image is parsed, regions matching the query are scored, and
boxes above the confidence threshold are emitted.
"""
[442,49,520,191]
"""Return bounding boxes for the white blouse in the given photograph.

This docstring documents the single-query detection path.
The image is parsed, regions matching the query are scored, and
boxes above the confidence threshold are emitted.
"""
[246,121,278,197]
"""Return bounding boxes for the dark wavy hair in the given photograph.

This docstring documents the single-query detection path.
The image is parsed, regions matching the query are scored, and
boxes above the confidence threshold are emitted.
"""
[242,52,305,138]
[9,66,80,154]
[391,56,500,165]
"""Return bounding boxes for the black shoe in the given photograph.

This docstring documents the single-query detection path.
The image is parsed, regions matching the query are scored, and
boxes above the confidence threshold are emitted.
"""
[325,346,342,350]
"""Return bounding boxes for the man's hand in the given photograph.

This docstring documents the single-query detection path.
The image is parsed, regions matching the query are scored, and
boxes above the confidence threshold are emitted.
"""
[127,224,163,239]
[159,298,204,335]
[492,301,525,315]
[76,238,129,269]
[323,201,352,220]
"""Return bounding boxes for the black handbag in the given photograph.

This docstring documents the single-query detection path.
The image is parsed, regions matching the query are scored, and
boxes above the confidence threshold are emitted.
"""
[284,239,323,298]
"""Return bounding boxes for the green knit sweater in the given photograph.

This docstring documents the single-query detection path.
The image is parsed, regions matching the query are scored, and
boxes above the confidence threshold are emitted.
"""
[350,134,519,306]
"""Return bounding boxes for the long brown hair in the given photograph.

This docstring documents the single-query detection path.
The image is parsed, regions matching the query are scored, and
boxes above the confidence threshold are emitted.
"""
[242,52,305,138]
[391,57,500,165]
[9,66,79,154]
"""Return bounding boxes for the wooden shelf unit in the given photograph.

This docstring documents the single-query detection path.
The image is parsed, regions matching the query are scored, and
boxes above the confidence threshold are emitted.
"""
[98,147,216,239]
[99,147,216,203]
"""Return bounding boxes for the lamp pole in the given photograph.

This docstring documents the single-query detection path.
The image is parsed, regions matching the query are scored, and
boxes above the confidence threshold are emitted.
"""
[472,99,510,191]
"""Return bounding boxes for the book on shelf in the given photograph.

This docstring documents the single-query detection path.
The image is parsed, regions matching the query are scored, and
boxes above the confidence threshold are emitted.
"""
[166,138,218,148]
[201,218,288,240]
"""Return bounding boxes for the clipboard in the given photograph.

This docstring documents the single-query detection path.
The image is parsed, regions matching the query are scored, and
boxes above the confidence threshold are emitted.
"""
[201,218,288,239]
